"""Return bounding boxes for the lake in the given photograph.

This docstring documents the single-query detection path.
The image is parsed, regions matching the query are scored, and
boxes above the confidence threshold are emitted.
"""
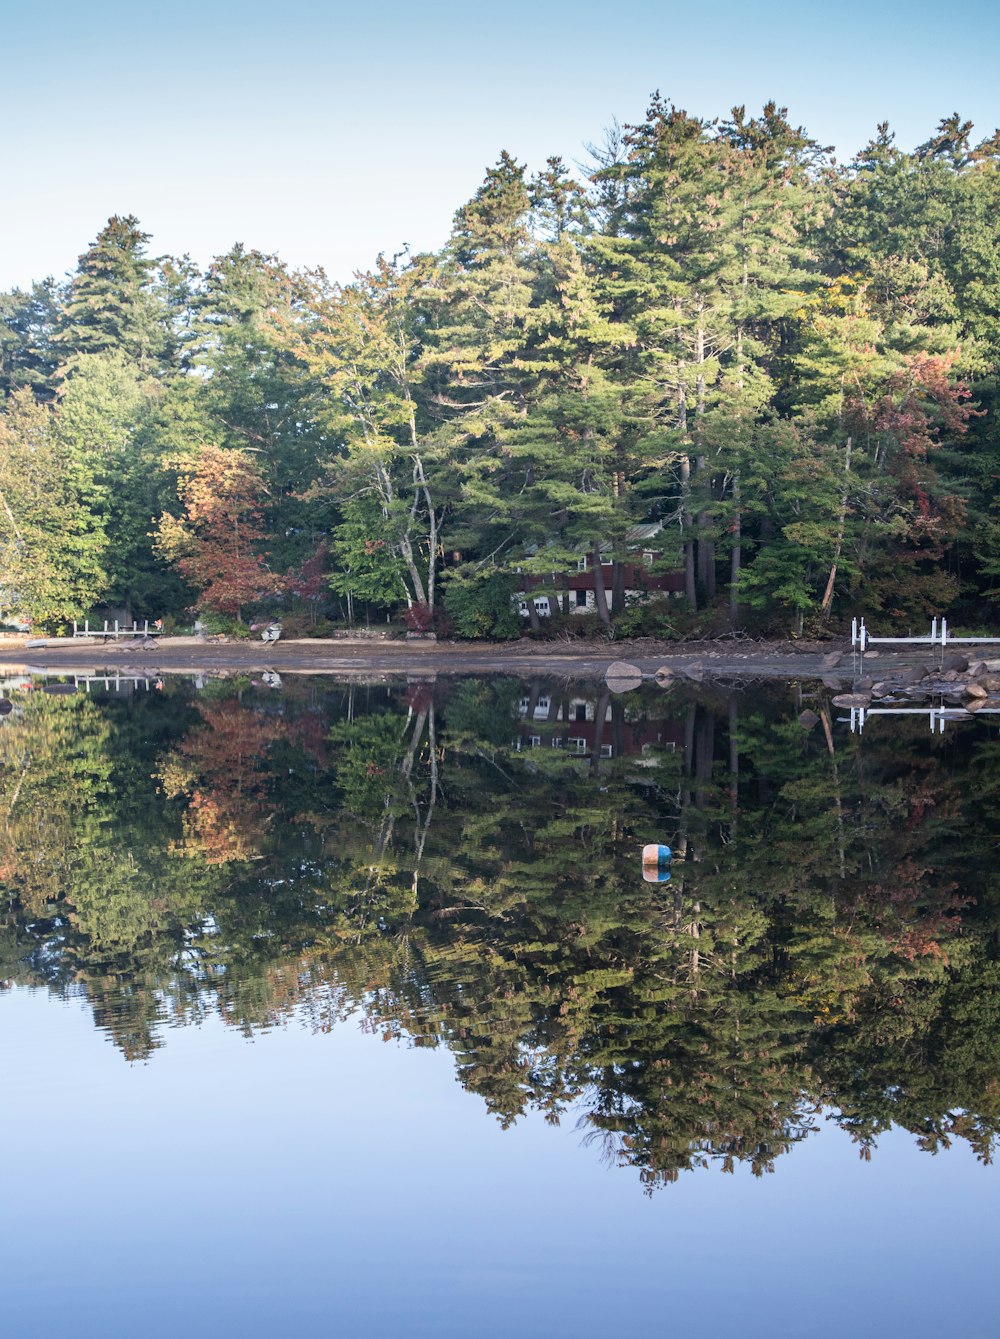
[1,672,998,1337]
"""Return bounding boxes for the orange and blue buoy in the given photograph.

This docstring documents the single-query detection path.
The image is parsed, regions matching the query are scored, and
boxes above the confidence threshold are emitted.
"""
[641,843,672,883]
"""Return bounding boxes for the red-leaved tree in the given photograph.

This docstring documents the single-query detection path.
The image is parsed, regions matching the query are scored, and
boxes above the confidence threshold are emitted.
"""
[156,445,281,619]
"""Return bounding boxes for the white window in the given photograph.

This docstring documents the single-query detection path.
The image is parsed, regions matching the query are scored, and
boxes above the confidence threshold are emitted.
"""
[601,743,613,758]
[569,737,587,752]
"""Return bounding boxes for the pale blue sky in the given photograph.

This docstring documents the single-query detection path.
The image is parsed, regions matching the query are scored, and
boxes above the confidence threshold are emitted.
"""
[1,0,997,289]
[3,986,999,1335]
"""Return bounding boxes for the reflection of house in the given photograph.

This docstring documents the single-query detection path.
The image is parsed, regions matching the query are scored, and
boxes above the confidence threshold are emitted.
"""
[517,524,683,617]
[512,695,684,760]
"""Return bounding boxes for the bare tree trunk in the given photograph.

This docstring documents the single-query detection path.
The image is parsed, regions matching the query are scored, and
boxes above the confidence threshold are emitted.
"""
[820,437,852,619]
[677,364,697,612]
[413,453,438,612]
[397,528,427,607]
[729,472,742,628]
[679,456,697,611]
[694,321,715,603]
[696,465,713,601]
[611,559,626,616]
[592,541,611,627]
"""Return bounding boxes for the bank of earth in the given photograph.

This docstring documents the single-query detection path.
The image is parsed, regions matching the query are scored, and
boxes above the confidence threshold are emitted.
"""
[0,634,941,683]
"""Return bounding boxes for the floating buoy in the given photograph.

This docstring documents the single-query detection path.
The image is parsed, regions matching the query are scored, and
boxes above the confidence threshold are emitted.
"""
[642,865,672,883]
[642,843,672,866]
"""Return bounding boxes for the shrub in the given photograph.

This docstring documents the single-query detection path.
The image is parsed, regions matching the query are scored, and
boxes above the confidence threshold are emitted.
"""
[403,602,433,633]
[442,571,521,640]
[613,597,676,639]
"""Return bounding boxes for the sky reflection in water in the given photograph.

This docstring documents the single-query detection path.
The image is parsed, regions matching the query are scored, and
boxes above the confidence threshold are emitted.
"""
[1,674,999,1336]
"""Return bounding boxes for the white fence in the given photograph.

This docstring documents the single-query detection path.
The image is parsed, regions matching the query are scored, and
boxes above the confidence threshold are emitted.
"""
[851,617,1000,654]
[72,619,162,639]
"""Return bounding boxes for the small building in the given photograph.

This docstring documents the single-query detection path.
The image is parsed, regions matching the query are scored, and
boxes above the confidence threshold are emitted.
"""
[517,524,683,617]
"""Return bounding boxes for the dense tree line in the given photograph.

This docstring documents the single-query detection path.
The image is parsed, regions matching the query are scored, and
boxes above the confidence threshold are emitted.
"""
[3,101,1000,635]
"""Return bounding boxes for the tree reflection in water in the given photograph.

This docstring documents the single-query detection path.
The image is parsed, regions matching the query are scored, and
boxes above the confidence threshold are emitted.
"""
[2,673,999,1188]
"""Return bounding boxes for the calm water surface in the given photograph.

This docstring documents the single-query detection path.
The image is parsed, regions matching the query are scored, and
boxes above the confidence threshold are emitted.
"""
[1,673,998,1337]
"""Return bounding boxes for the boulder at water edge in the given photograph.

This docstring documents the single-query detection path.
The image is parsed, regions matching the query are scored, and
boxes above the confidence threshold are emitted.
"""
[606,661,642,691]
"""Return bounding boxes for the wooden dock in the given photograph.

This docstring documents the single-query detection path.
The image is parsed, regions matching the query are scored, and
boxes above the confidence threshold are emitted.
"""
[72,619,162,639]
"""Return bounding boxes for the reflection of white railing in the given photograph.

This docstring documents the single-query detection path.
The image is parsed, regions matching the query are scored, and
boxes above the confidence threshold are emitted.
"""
[74,674,155,693]
[845,705,1000,735]
[851,617,1000,653]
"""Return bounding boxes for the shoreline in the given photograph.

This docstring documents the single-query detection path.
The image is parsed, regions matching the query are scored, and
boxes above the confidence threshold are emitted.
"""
[0,633,927,683]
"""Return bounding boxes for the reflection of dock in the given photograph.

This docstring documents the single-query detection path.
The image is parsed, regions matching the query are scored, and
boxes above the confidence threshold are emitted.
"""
[74,673,157,693]
[2,671,159,695]
[845,704,1000,735]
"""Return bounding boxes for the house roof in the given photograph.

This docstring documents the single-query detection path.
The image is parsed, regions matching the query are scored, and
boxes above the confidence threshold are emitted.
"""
[624,522,664,544]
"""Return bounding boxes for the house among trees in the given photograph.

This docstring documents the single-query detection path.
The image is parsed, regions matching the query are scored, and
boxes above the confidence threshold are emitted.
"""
[517,524,684,618]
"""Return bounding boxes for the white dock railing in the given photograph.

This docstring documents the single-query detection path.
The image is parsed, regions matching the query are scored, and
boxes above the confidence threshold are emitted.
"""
[72,619,162,639]
[851,617,1000,654]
